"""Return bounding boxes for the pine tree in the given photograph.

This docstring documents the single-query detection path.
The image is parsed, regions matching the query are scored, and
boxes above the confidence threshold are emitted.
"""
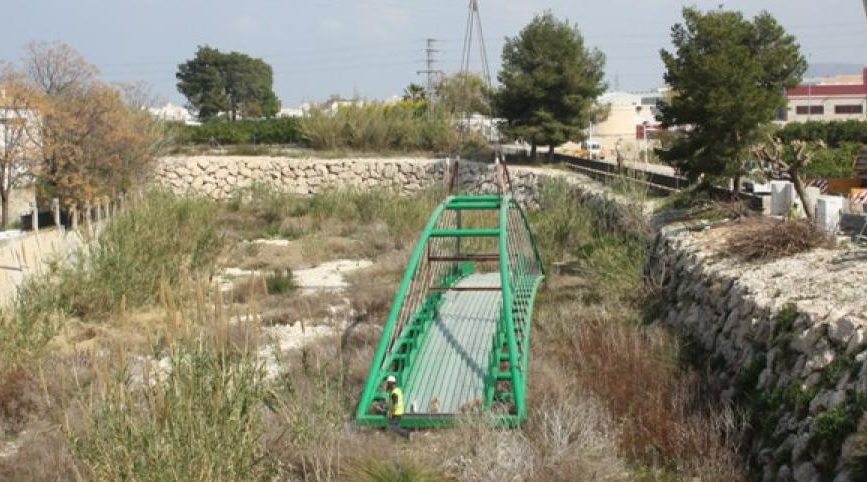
[658,7,806,189]
[496,12,606,162]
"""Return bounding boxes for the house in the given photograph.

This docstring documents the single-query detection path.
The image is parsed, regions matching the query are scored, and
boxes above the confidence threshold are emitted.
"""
[148,102,197,124]
[591,90,667,159]
[783,68,867,123]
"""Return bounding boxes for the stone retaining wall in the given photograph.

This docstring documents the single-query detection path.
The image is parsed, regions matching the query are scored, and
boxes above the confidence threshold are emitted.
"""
[153,156,629,210]
[648,224,867,481]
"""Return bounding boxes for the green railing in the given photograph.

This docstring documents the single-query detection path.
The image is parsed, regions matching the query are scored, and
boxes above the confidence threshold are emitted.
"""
[356,194,543,428]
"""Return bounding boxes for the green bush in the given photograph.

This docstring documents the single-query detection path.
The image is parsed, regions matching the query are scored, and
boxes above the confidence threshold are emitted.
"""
[265,269,296,295]
[70,340,277,481]
[776,120,867,148]
[301,102,467,153]
[805,142,861,178]
[23,191,223,318]
[174,117,303,145]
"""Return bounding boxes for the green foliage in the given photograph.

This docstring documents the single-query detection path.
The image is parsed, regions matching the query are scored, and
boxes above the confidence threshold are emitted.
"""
[223,185,442,251]
[20,191,223,318]
[265,269,296,295]
[530,178,649,301]
[813,406,857,450]
[776,120,867,148]
[172,117,303,145]
[435,72,492,115]
[496,12,607,159]
[805,142,862,179]
[402,83,427,102]
[70,340,277,481]
[658,7,806,181]
[0,285,64,368]
[176,45,281,121]
[301,102,468,153]
[821,354,856,388]
[775,303,798,334]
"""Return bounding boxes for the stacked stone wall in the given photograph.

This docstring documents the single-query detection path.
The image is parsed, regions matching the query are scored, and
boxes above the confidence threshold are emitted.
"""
[648,225,867,481]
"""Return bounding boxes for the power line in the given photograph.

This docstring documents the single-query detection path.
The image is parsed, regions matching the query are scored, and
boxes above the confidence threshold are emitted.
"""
[417,38,443,96]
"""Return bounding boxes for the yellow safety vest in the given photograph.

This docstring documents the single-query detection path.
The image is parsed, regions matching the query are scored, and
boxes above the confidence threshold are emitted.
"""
[389,387,405,416]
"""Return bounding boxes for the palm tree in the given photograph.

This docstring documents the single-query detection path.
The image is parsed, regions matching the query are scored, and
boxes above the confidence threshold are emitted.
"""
[402,83,427,102]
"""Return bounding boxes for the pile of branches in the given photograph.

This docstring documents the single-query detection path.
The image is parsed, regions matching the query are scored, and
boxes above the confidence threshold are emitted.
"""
[721,217,835,261]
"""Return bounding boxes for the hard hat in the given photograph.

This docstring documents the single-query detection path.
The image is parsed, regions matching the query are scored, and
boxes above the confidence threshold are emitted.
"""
[386,375,397,384]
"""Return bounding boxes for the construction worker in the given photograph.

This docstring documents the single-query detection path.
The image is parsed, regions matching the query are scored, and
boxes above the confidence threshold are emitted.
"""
[385,375,411,440]
[787,202,801,221]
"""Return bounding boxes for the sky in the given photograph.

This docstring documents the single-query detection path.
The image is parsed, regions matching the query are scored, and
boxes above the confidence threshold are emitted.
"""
[2,0,866,108]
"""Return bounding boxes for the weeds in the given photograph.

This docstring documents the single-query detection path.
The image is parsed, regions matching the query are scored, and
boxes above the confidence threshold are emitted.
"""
[265,269,296,295]
[529,180,743,479]
[21,191,222,320]
[301,102,472,154]
[68,338,277,481]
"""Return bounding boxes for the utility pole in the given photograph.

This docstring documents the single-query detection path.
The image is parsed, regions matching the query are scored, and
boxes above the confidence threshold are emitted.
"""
[417,38,443,97]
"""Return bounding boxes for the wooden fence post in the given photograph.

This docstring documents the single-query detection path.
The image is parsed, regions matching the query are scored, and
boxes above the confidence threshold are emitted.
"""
[51,198,61,230]
[31,198,39,233]
[70,204,78,232]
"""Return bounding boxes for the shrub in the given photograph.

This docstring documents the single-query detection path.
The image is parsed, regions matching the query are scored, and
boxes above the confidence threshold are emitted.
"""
[11,190,223,323]
[721,218,835,261]
[265,269,295,295]
[776,120,867,148]
[173,117,303,145]
[806,142,862,179]
[68,340,277,481]
[301,102,469,153]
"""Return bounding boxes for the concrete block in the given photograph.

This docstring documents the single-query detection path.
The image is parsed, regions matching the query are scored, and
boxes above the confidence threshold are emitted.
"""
[771,181,794,216]
[816,195,844,234]
[805,186,821,218]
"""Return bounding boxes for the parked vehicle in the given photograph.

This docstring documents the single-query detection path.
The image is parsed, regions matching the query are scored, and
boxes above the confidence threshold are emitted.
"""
[579,139,604,160]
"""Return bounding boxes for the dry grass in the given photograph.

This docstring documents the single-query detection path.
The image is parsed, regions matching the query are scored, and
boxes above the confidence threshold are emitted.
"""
[0,183,749,481]
[722,217,835,261]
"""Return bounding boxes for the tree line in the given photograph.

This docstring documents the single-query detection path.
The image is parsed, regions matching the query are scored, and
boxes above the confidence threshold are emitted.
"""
[1,42,162,228]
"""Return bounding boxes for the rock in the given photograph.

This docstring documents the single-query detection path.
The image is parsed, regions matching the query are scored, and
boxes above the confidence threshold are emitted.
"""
[847,328,866,355]
[791,326,825,354]
[777,465,793,481]
[833,470,852,482]
[793,461,819,482]
[803,349,835,375]
[829,316,857,345]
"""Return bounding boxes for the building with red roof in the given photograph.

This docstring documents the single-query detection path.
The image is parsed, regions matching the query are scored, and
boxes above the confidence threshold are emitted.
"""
[783,68,867,123]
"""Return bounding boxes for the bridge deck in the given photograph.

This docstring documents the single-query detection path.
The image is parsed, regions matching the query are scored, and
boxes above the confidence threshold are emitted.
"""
[403,272,501,415]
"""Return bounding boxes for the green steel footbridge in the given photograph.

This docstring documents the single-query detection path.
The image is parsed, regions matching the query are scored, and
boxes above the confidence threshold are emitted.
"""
[356,194,544,429]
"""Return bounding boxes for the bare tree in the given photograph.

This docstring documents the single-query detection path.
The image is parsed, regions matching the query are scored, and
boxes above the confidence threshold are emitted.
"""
[114,81,162,109]
[23,41,98,96]
[0,65,40,228]
[752,135,823,220]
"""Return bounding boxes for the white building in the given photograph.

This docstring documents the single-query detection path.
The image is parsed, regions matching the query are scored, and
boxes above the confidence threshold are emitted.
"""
[783,68,867,123]
[148,102,197,124]
[591,90,666,159]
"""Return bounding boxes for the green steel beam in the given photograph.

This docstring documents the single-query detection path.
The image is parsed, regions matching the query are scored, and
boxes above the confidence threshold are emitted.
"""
[445,202,501,210]
[450,194,502,202]
[355,196,452,422]
[498,196,526,421]
[430,228,499,238]
[357,412,525,429]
